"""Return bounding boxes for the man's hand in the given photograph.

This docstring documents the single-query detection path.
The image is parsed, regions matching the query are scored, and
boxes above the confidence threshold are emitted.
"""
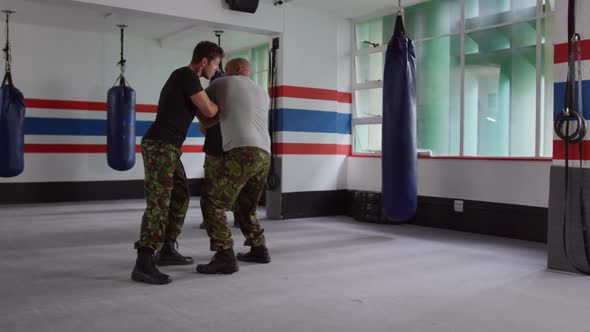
[198,115,220,136]
[199,122,207,135]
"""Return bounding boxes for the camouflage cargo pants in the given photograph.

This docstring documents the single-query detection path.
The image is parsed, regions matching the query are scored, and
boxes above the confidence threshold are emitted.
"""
[202,147,270,251]
[134,139,190,251]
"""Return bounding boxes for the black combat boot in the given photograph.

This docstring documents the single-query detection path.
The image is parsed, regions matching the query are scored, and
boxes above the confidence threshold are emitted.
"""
[236,245,271,264]
[196,248,239,274]
[131,247,172,285]
[156,239,194,266]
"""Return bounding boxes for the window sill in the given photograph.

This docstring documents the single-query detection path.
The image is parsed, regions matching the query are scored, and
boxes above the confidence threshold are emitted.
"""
[349,153,553,162]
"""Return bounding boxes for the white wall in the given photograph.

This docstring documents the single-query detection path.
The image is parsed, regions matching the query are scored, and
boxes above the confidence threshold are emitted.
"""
[274,4,352,193]
[0,0,557,212]
[347,157,551,208]
[280,5,340,90]
[0,0,556,210]
[1,3,355,192]
[0,22,205,183]
[0,1,357,192]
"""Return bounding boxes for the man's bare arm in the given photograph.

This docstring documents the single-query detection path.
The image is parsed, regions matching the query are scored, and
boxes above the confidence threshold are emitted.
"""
[191,91,218,118]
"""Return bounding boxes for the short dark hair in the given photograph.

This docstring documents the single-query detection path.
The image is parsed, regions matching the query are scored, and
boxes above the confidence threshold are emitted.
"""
[191,41,224,64]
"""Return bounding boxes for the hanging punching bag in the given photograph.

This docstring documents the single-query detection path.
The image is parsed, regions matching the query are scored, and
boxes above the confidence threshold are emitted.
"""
[0,10,25,178]
[107,25,136,171]
[382,11,417,222]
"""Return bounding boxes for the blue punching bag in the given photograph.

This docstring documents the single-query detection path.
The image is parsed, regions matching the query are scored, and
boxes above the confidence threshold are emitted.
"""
[107,24,136,171]
[0,11,25,178]
[107,85,136,171]
[0,73,25,177]
[382,13,417,222]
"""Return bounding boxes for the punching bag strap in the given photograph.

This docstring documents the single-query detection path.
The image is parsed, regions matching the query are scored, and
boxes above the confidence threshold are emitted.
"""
[115,24,128,88]
[394,0,404,36]
[574,33,590,273]
[266,39,280,191]
[215,30,224,76]
[2,10,14,87]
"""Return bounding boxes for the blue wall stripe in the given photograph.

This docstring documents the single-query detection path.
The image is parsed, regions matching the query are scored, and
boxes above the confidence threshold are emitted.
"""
[275,108,352,135]
[554,80,590,120]
[22,108,353,137]
[23,118,204,138]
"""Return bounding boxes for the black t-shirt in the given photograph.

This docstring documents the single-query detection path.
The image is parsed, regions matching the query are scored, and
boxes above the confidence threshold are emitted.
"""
[203,124,223,156]
[143,67,203,148]
[203,69,224,156]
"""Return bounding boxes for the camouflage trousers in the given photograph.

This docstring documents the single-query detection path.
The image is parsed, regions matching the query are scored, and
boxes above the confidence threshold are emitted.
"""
[202,147,270,251]
[134,139,190,251]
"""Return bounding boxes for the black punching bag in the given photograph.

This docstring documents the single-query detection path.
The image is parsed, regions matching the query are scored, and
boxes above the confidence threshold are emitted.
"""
[0,10,25,178]
[107,25,136,171]
[107,85,136,171]
[382,12,417,222]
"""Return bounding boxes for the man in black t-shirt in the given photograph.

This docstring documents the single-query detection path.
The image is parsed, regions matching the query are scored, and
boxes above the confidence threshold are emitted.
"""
[131,41,223,285]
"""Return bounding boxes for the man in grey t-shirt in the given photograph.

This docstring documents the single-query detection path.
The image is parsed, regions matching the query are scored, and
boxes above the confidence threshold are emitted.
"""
[196,58,272,274]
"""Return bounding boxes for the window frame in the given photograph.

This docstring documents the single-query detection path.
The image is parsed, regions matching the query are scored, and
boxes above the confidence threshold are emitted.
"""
[351,0,555,159]
[225,42,271,91]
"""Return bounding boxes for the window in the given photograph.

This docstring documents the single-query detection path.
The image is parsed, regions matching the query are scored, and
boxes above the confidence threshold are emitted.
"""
[251,44,270,92]
[225,43,270,91]
[352,15,390,154]
[352,0,554,157]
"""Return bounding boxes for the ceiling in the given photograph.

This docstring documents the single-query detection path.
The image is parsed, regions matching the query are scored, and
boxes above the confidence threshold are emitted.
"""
[0,0,272,53]
[0,0,422,52]
[260,0,419,19]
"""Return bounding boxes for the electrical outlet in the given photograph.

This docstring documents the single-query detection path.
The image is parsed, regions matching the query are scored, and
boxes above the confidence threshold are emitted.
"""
[454,200,464,213]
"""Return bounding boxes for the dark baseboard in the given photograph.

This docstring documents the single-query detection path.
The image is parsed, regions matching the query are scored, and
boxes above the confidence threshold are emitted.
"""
[0,183,548,243]
[280,190,350,219]
[280,190,548,243]
[0,179,203,204]
[415,196,548,243]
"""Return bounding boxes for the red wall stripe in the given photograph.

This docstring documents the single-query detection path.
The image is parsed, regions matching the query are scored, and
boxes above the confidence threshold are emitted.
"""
[270,86,352,104]
[25,144,107,153]
[136,104,158,113]
[274,143,351,155]
[338,92,353,104]
[25,99,106,111]
[23,143,349,155]
[25,99,158,113]
[553,140,590,160]
[25,87,353,112]
[181,145,204,153]
[554,40,590,64]
[349,153,551,161]
[22,87,353,156]
[24,144,203,153]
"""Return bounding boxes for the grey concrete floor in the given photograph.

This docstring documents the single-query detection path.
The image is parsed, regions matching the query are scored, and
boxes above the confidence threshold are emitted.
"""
[0,199,589,332]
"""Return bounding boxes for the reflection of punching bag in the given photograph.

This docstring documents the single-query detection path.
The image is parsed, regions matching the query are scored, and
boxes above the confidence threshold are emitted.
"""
[0,10,25,178]
[107,24,136,171]
[382,12,417,222]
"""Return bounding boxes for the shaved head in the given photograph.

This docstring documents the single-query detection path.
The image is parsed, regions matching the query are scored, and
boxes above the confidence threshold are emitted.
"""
[225,58,251,77]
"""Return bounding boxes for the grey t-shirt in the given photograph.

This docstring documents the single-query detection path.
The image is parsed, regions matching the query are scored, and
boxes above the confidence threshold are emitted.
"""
[205,76,271,154]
